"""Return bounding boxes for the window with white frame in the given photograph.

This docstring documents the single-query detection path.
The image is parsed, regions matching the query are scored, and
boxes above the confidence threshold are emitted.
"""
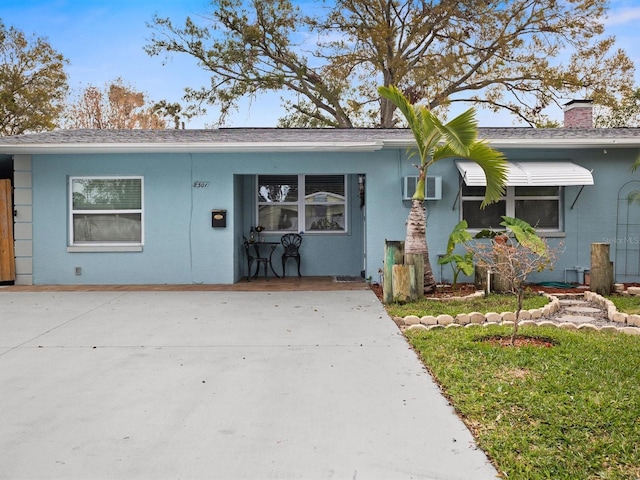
[70,176,143,245]
[257,174,346,233]
[461,185,561,231]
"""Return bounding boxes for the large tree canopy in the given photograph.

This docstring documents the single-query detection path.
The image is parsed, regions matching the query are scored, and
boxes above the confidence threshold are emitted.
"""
[146,0,635,128]
[0,20,68,136]
[64,78,188,129]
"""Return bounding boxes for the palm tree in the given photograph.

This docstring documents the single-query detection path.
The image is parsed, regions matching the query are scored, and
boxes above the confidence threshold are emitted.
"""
[378,85,508,294]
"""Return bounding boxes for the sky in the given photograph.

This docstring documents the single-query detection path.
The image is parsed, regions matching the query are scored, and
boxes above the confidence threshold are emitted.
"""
[2,0,640,129]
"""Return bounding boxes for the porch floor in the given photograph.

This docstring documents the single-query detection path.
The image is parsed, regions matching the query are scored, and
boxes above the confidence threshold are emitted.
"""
[0,276,370,292]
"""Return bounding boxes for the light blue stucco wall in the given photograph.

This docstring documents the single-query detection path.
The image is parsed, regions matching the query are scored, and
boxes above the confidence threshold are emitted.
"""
[411,147,640,285]
[29,145,640,285]
[32,150,376,284]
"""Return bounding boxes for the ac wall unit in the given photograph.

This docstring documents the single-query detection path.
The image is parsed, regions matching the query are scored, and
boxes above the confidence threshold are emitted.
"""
[403,175,442,200]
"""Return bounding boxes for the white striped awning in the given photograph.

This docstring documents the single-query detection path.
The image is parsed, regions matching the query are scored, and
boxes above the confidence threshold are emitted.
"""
[456,161,594,186]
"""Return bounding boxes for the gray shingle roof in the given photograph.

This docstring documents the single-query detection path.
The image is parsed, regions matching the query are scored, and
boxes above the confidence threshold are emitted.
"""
[0,127,638,153]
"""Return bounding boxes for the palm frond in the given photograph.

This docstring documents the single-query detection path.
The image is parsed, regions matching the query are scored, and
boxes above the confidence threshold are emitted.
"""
[378,85,430,163]
[441,108,478,156]
[632,152,640,172]
[461,142,508,207]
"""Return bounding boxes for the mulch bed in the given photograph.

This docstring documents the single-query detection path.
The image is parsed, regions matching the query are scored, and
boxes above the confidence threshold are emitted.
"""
[369,282,585,302]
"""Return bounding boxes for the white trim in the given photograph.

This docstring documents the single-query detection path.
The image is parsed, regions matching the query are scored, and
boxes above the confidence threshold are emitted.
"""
[67,245,143,253]
[383,137,640,150]
[1,135,639,155]
[0,142,385,155]
[69,176,144,247]
[461,185,563,232]
[456,161,594,186]
[256,174,348,234]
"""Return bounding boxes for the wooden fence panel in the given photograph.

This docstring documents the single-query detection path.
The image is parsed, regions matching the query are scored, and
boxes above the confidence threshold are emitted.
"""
[0,179,15,282]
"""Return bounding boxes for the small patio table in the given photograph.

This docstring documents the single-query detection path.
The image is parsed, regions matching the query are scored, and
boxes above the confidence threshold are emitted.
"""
[251,241,281,278]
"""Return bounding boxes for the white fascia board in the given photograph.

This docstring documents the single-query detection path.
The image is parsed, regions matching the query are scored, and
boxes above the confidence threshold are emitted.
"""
[487,139,640,149]
[0,141,384,155]
[381,138,640,149]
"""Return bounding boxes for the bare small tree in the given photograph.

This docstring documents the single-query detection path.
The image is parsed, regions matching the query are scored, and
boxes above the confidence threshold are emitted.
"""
[470,217,560,345]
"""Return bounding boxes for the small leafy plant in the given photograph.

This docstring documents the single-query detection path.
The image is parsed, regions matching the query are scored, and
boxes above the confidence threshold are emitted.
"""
[470,216,559,344]
[438,220,474,290]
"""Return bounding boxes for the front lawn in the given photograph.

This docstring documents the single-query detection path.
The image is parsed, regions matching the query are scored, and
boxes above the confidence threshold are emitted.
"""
[385,293,549,318]
[406,326,640,479]
[607,294,640,315]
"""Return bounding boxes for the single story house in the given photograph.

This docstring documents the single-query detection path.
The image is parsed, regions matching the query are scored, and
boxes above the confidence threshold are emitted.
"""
[0,101,639,286]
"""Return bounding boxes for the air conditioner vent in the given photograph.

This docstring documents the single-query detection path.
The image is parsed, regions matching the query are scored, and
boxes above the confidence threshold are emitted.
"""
[403,176,442,200]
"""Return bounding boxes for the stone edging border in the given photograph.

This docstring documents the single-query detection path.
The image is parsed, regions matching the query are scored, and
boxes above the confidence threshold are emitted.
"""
[397,290,640,336]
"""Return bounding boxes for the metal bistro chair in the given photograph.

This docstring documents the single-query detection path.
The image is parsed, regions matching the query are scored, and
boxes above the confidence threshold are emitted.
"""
[280,233,302,277]
[243,236,270,281]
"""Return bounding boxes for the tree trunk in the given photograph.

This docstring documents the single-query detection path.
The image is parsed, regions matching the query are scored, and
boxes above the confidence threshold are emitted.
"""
[404,199,436,294]
[591,243,613,296]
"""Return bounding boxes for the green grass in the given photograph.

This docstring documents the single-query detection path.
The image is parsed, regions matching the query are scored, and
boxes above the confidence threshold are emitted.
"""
[385,293,549,318]
[607,295,640,315]
[405,326,640,479]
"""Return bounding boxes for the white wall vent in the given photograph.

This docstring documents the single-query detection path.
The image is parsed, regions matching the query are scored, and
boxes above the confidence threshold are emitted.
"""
[403,176,442,200]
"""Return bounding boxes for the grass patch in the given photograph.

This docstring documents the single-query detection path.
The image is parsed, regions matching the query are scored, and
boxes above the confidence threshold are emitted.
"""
[385,293,549,318]
[406,326,640,479]
[607,295,640,315]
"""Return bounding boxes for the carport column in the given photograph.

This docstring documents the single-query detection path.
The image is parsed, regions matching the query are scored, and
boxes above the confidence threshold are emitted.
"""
[13,155,32,285]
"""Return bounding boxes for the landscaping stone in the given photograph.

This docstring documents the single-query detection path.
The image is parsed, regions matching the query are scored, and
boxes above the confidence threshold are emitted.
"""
[578,324,598,331]
[420,315,438,326]
[538,321,558,328]
[600,326,620,333]
[395,289,634,336]
[406,324,428,331]
[404,315,421,326]
[628,314,640,327]
[559,323,578,330]
[556,314,595,324]
[436,314,454,325]
[621,327,640,335]
[528,309,542,319]
[518,320,537,328]
[517,310,531,320]
[626,286,640,296]
[611,312,628,324]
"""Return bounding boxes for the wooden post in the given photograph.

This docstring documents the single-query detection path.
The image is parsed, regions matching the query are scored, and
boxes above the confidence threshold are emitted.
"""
[590,243,613,296]
[383,240,404,303]
[392,264,414,303]
[405,253,424,298]
[0,179,15,282]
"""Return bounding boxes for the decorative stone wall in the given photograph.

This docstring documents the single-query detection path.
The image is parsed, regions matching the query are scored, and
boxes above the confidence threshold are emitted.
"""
[397,290,640,336]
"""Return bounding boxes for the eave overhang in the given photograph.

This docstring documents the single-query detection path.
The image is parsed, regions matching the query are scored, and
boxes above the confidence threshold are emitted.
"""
[381,137,640,150]
[0,141,385,155]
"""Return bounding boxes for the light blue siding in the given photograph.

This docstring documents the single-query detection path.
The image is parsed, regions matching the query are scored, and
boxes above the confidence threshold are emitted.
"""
[29,146,640,285]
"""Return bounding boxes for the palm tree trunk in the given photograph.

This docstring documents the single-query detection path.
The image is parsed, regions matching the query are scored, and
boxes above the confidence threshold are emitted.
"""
[405,199,437,294]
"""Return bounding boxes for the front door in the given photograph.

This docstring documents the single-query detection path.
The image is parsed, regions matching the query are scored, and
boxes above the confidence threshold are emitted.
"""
[0,179,15,282]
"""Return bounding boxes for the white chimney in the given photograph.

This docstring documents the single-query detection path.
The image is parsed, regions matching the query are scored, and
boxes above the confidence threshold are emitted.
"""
[563,100,593,128]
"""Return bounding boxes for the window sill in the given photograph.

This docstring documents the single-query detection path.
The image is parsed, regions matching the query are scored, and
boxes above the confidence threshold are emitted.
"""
[67,245,143,253]
[467,230,566,239]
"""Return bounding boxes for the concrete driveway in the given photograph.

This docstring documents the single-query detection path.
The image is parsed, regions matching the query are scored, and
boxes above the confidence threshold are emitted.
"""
[0,289,498,479]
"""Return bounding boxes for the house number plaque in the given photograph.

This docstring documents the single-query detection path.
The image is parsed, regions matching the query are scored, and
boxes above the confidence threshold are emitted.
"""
[193,181,210,188]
